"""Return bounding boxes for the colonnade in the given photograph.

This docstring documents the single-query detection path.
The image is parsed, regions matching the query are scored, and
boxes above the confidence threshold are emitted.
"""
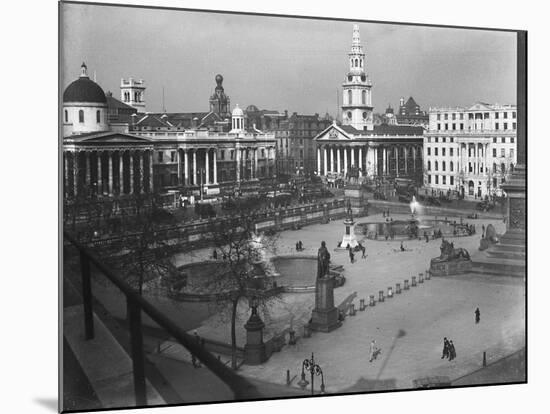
[316,144,422,178]
[459,142,489,176]
[63,148,153,198]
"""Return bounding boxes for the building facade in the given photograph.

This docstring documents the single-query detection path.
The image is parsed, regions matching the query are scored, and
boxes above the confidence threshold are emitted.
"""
[424,102,517,199]
[314,25,423,184]
[63,67,276,199]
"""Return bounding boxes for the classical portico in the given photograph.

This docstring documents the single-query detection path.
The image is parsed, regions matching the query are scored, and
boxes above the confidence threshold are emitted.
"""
[63,132,154,198]
[314,123,424,182]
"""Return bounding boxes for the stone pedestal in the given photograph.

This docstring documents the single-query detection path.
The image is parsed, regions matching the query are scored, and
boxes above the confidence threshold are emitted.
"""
[341,217,358,249]
[396,283,401,294]
[244,307,267,365]
[310,277,342,333]
[404,279,409,290]
[430,258,472,276]
[369,295,375,306]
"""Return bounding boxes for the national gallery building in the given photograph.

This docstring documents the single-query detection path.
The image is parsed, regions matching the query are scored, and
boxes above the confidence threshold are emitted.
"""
[62,64,276,199]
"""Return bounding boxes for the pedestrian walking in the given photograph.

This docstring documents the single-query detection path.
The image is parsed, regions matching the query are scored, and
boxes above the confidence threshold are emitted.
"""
[369,340,377,362]
[349,248,355,263]
[449,341,456,361]
[212,249,218,260]
[441,337,450,359]
[482,225,486,238]
[475,307,481,324]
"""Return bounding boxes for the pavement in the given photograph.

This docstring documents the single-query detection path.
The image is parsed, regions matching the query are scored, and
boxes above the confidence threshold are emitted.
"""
[169,211,524,394]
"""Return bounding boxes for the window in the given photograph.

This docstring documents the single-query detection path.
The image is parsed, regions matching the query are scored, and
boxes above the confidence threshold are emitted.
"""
[493,163,497,172]
[435,137,439,143]
[427,148,431,156]
[220,150,225,160]
[435,161,439,171]
[495,112,499,119]
[504,123,508,130]
[452,113,456,120]
[513,122,516,130]
[450,138,454,143]
[347,90,352,105]
[460,113,464,120]
[450,161,454,171]
[469,162,473,173]
[96,110,101,123]
[450,148,454,156]
[78,109,84,123]
[495,122,499,130]
[442,148,446,156]
[504,112,508,119]
[428,175,432,184]
[468,113,474,120]
[442,161,446,171]
[452,124,456,130]
[435,148,438,156]
[362,90,366,105]
[493,148,497,157]
[230,150,234,160]
[445,123,448,130]
[437,124,441,131]
[512,112,516,119]
[437,114,441,121]
[450,176,454,186]
[170,151,176,162]
[443,176,447,185]
[460,123,464,130]
[501,149,505,157]
[427,137,431,143]
[444,113,448,120]
[435,175,439,184]
[158,152,164,162]
[428,161,431,171]
[493,137,497,143]
[64,110,68,123]
[484,113,489,119]
[501,137,506,143]
[511,137,515,143]
[261,149,265,158]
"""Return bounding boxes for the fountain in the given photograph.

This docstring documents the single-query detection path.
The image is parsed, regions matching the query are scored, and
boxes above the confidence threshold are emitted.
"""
[340,199,359,249]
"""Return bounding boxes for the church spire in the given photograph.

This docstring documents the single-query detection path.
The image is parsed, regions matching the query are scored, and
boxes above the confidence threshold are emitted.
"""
[351,24,363,54]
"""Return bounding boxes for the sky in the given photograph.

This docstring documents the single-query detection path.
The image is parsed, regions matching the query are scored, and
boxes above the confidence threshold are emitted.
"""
[61,2,517,116]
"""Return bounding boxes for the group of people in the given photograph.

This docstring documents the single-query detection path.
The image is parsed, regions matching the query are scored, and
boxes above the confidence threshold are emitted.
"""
[347,242,366,263]
[382,209,391,218]
[441,337,457,361]
[295,240,304,251]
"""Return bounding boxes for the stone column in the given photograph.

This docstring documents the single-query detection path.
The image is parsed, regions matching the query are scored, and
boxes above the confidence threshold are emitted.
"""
[203,149,209,185]
[254,148,259,179]
[63,152,68,196]
[395,146,399,177]
[118,151,123,194]
[139,150,144,193]
[96,151,103,195]
[323,147,328,176]
[72,152,78,197]
[183,150,188,185]
[213,150,218,184]
[337,147,341,175]
[129,151,134,194]
[177,149,181,185]
[193,150,197,186]
[85,152,91,191]
[344,147,348,175]
[317,148,321,175]
[412,145,416,172]
[331,147,335,173]
[383,146,387,175]
[404,147,408,175]
[107,151,113,196]
[149,150,154,193]
[359,147,363,175]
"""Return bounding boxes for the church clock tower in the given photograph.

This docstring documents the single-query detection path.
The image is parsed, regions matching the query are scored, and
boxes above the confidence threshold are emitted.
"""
[341,25,373,131]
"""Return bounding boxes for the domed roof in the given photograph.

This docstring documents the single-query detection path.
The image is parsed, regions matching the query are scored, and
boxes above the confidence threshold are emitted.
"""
[246,104,260,112]
[232,104,244,117]
[63,63,107,104]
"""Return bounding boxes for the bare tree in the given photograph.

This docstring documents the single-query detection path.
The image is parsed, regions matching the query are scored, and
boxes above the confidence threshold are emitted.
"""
[207,211,281,370]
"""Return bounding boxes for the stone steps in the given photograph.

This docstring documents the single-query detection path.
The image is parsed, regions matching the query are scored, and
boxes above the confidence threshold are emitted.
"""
[492,243,526,253]
[485,249,525,261]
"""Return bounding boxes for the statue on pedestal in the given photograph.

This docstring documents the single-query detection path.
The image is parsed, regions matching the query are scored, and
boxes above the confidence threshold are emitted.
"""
[317,241,331,279]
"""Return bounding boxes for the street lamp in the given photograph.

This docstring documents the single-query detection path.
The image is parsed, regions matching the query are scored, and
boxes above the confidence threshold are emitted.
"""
[297,353,326,395]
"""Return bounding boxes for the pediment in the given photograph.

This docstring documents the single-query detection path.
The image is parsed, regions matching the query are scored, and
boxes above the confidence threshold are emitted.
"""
[468,102,492,111]
[315,125,351,141]
[65,132,152,144]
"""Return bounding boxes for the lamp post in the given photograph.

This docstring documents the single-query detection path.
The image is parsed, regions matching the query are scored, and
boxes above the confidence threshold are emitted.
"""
[297,353,325,395]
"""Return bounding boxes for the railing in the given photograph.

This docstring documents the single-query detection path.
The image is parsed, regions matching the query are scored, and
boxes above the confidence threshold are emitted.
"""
[64,231,261,406]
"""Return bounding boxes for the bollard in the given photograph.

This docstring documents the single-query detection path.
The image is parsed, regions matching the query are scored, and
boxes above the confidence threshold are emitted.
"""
[286,369,291,386]
[349,303,356,316]
[303,324,311,338]
[425,269,431,280]
[387,286,393,298]
[396,283,401,294]
[404,279,409,290]
[288,330,296,345]
[370,294,375,306]
[359,298,366,311]
[419,273,424,283]
[412,276,417,287]
[483,351,487,367]
[378,290,385,302]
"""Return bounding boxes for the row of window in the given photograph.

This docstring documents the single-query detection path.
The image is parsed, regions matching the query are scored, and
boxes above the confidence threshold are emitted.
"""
[346,90,368,105]
[427,147,515,158]
[436,122,516,131]
[427,161,454,172]
[428,137,515,145]
[64,109,102,124]
[427,175,455,186]
[123,91,142,103]
[436,111,516,121]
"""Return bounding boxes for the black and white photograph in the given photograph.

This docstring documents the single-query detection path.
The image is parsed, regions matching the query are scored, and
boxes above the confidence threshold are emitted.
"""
[14,0,537,412]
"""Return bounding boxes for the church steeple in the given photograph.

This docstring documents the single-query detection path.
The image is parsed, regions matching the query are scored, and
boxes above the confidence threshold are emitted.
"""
[341,24,373,131]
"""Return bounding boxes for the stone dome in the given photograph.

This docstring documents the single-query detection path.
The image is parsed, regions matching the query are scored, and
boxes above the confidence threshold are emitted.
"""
[63,63,106,104]
[246,104,260,112]
[232,104,244,117]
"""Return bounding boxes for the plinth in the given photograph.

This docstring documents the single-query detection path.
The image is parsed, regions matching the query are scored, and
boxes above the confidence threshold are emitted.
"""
[341,217,358,249]
[243,307,267,364]
[310,276,342,333]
